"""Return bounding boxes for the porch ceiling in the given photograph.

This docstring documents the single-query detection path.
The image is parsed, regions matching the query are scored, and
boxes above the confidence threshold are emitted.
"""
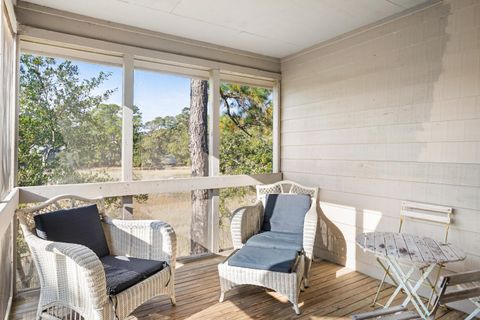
[21,0,432,58]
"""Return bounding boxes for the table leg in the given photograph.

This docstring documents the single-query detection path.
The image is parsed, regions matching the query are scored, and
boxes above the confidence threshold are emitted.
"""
[385,258,436,319]
[384,263,415,307]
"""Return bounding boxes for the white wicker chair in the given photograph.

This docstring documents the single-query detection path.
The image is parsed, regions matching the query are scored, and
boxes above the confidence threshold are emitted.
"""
[16,195,176,320]
[230,180,319,286]
[218,181,318,314]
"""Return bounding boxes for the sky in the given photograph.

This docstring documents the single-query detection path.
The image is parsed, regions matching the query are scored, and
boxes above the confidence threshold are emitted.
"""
[75,60,191,123]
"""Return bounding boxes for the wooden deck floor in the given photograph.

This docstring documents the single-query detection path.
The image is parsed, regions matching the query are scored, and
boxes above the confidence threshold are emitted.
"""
[11,255,466,319]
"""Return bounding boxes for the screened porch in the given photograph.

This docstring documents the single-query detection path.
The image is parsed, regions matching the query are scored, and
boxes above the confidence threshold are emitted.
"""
[1,0,479,319]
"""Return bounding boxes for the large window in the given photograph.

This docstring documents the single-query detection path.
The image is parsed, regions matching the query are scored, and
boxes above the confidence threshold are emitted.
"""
[219,82,273,175]
[18,54,122,186]
[132,68,210,256]
[133,69,200,180]
[218,82,273,250]
[16,49,276,264]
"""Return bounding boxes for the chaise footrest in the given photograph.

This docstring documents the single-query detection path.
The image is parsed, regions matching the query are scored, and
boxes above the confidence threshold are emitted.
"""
[218,247,305,315]
[228,246,300,273]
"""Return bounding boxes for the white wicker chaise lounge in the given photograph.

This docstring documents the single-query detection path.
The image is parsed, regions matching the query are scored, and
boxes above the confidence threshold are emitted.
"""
[218,180,319,315]
[16,195,176,320]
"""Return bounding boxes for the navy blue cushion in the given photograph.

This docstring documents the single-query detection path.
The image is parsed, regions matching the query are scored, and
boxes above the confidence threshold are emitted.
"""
[101,255,167,295]
[245,231,303,252]
[34,204,110,258]
[228,246,299,273]
[262,194,311,234]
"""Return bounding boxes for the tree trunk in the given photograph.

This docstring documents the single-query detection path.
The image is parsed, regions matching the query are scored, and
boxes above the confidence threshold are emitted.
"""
[189,79,209,255]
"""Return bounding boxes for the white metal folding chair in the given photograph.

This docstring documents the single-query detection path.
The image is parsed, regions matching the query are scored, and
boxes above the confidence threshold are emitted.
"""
[372,201,453,307]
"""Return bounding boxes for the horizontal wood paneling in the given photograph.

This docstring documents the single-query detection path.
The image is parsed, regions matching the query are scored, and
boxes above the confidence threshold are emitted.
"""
[281,0,480,315]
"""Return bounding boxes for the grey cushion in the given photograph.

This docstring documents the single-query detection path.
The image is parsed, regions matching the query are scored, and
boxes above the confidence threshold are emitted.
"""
[245,231,303,252]
[101,255,167,295]
[262,194,311,234]
[228,246,299,273]
[34,204,110,258]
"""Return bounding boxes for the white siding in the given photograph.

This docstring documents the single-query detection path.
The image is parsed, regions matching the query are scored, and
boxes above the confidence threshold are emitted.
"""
[281,0,480,297]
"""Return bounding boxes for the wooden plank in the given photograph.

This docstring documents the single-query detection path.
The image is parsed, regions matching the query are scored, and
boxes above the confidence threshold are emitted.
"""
[412,235,436,263]
[384,232,398,258]
[135,59,209,79]
[21,41,123,66]
[402,233,423,262]
[400,210,450,224]
[18,173,283,203]
[441,287,480,304]
[351,305,408,319]
[402,201,452,214]
[423,237,447,263]
[444,270,480,286]
[437,243,465,262]
[380,311,421,320]
[10,258,469,320]
[0,189,19,237]
[447,244,466,262]
[374,232,387,256]
[393,232,411,261]
[4,0,17,34]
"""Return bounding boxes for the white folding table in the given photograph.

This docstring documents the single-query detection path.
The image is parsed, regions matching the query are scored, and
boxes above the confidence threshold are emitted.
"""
[356,232,466,319]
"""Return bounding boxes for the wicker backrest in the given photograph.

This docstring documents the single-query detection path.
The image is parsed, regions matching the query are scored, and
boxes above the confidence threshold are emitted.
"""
[256,180,318,206]
[16,195,106,234]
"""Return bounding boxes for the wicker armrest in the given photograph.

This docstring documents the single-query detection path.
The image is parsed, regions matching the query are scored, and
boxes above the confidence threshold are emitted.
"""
[103,218,177,267]
[230,201,264,249]
[303,202,318,260]
[25,233,108,309]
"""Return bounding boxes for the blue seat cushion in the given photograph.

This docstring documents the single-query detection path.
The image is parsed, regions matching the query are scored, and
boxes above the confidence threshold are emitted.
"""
[245,231,303,252]
[262,194,311,234]
[101,255,167,295]
[34,204,110,258]
[228,246,299,273]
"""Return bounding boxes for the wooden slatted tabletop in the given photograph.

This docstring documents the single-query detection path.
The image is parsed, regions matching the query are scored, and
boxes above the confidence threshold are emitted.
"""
[356,232,466,265]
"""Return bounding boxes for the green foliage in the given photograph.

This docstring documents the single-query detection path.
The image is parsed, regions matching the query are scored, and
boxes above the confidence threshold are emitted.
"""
[219,83,273,222]
[19,54,116,186]
[219,83,273,175]
[18,54,272,242]
[137,107,190,168]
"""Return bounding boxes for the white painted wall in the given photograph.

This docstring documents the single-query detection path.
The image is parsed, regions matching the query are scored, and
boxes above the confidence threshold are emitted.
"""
[281,0,480,312]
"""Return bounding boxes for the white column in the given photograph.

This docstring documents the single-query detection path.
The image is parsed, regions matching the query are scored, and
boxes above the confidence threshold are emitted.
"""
[121,54,134,218]
[208,69,220,253]
[272,80,281,173]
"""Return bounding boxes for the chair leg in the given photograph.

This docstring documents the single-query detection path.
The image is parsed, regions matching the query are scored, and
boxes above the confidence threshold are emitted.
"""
[372,271,388,306]
[304,258,312,288]
[219,292,225,303]
[293,303,301,315]
[170,294,176,306]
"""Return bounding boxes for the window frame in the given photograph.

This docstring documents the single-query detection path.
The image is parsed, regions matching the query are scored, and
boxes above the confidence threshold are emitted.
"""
[16,42,280,185]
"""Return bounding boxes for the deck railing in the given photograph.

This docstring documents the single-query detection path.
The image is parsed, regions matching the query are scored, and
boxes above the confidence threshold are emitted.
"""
[0,172,282,316]
[0,189,19,319]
